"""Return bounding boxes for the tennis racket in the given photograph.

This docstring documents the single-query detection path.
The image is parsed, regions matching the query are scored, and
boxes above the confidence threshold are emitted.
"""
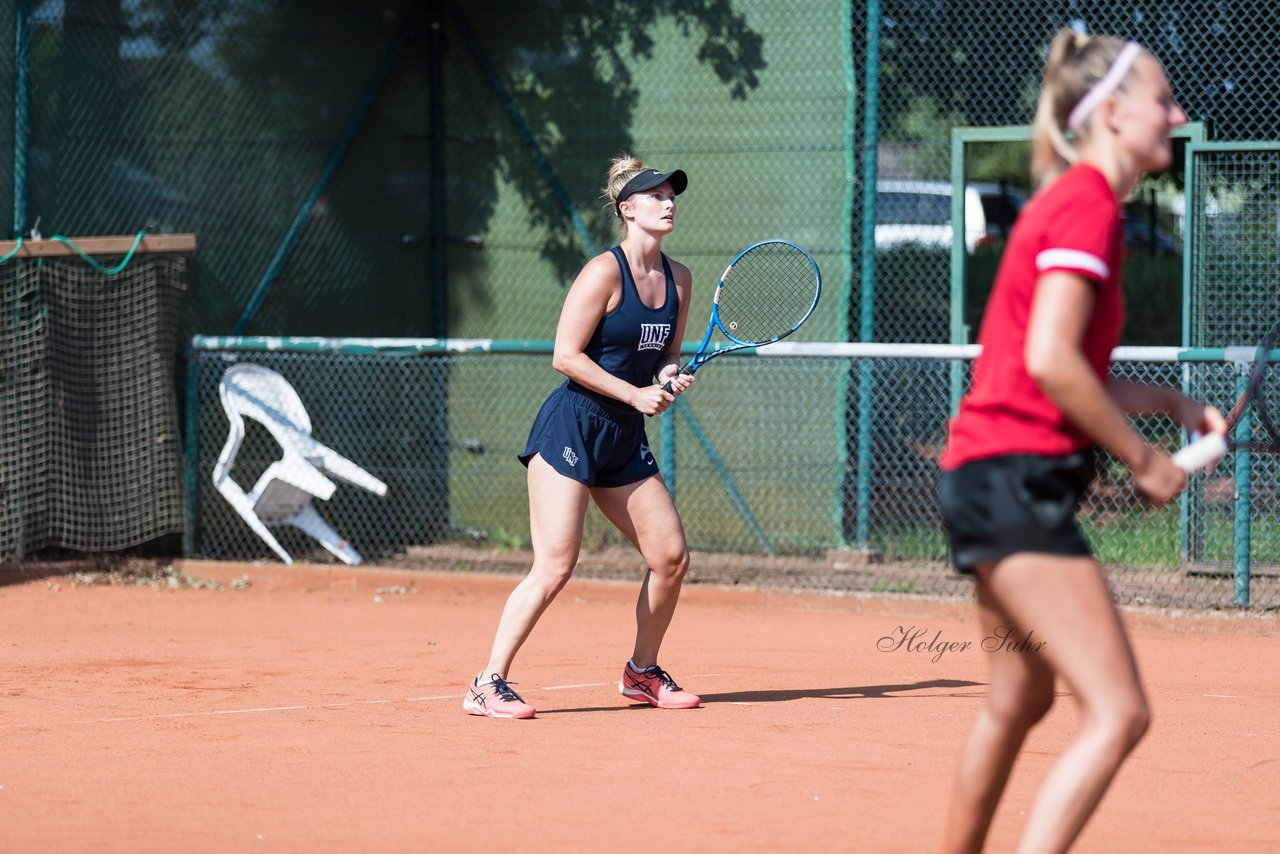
[1172,318,1280,472]
[1220,318,1280,453]
[661,239,821,393]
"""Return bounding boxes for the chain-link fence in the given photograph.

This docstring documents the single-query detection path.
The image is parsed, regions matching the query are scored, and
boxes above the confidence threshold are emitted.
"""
[9,2,1280,612]
[1188,144,1280,348]
[9,3,1280,346]
[2,1,853,344]
[8,0,439,339]
[187,338,1280,610]
[861,0,1280,346]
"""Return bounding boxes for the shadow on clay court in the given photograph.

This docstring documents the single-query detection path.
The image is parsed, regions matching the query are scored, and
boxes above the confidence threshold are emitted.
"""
[0,563,80,588]
[700,678,986,703]
[538,679,986,714]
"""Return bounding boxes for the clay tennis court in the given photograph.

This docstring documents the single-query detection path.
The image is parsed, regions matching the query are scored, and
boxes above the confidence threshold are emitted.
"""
[2,558,1276,852]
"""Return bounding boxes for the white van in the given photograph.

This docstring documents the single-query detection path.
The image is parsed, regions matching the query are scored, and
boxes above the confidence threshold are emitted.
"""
[875,181,1024,252]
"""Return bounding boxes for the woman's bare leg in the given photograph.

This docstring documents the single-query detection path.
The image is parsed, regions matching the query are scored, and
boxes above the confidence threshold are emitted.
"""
[942,568,1056,854]
[591,474,689,667]
[478,455,590,678]
[981,554,1150,854]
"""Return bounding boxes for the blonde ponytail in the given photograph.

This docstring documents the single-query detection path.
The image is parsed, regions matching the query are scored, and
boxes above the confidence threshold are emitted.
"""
[1031,30,1138,188]
[602,155,646,230]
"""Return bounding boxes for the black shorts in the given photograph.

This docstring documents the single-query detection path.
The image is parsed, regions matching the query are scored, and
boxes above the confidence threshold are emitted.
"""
[518,384,659,488]
[938,452,1096,575]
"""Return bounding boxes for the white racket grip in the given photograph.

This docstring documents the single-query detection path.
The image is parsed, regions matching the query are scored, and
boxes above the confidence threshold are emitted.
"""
[1172,433,1228,472]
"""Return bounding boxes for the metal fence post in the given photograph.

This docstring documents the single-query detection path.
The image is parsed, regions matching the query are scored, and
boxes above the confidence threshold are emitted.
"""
[183,341,202,558]
[12,0,29,238]
[1232,368,1252,607]
[854,0,881,547]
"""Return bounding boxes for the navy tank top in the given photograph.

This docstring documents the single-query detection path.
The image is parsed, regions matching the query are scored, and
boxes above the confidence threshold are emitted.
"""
[574,246,679,389]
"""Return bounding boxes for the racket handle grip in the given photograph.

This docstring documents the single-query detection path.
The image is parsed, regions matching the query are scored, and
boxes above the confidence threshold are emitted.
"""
[1172,433,1228,472]
[660,367,692,394]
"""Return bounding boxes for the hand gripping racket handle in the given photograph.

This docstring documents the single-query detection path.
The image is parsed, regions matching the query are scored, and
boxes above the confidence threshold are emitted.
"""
[1172,433,1228,473]
[660,367,693,394]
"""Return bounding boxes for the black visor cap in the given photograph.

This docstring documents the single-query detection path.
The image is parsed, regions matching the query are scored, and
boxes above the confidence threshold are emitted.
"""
[615,168,688,214]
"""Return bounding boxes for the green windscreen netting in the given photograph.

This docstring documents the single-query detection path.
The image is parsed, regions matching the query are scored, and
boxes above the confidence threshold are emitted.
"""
[0,250,187,558]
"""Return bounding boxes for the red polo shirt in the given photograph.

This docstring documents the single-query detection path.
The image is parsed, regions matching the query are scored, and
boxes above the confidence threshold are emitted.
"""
[941,163,1125,469]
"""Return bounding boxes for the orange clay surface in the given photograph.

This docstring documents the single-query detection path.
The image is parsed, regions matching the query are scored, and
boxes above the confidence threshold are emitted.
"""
[1,560,1277,853]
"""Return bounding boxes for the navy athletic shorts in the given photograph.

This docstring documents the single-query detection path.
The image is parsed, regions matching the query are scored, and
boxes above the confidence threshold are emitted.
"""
[938,451,1096,575]
[518,383,660,487]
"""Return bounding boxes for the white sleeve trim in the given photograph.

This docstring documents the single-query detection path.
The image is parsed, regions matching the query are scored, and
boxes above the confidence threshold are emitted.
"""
[1036,248,1110,280]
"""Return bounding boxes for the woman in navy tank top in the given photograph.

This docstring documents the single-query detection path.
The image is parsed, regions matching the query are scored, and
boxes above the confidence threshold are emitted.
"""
[463,156,701,719]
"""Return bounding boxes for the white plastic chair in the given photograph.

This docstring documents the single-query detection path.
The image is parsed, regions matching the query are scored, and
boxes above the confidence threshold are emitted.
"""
[212,363,388,564]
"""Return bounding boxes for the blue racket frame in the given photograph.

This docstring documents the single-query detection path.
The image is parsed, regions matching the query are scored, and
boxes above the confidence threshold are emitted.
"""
[675,238,822,382]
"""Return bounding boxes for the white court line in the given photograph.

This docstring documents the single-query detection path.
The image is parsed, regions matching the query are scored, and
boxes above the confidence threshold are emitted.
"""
[0,698,424,729]
[1,675,730,730]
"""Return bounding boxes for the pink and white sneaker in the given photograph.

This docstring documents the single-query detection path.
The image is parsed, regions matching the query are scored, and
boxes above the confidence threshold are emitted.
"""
[619,662,700,709]
[463,673,536,719]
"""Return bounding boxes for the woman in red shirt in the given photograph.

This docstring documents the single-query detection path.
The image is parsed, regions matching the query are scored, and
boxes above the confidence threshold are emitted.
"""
[938,30,1225,853]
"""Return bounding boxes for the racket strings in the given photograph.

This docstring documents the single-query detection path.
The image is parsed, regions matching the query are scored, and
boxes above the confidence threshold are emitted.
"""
[1251,354,1280,452]
[717,245,819,344]
[1228,322,1280,452]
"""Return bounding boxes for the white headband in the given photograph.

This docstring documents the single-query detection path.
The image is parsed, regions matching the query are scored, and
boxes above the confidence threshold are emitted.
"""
[1066,42,1143,131]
